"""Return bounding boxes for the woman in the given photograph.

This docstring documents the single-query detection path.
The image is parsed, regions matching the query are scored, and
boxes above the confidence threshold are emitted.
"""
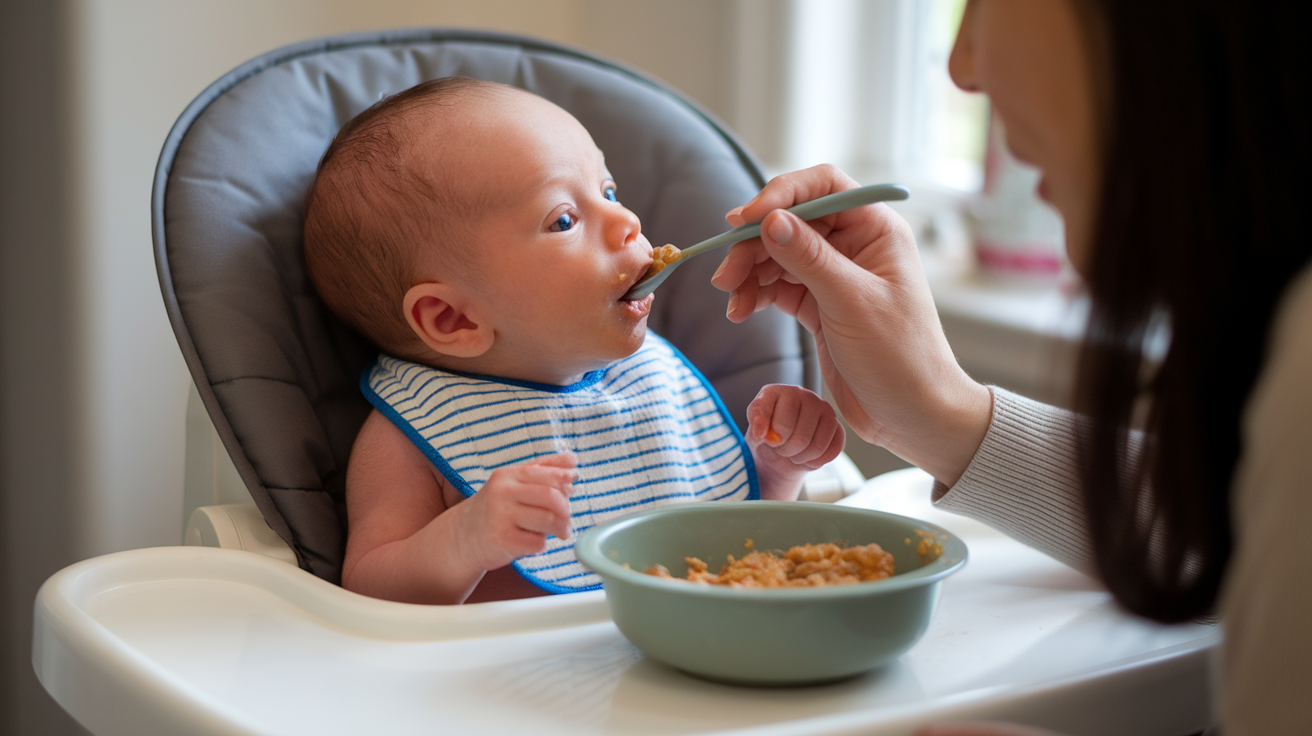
[713,1,1311,734]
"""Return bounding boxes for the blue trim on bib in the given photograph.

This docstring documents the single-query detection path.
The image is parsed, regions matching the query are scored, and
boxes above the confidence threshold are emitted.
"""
[361,371,482,500]
[666,343,761,502]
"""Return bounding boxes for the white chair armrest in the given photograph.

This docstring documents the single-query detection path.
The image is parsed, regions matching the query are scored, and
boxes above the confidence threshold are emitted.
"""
[799,452,866,503]
[184,503,297,565]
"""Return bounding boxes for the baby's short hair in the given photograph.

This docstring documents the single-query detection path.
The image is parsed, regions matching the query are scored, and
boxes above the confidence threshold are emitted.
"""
[304,76,502,360]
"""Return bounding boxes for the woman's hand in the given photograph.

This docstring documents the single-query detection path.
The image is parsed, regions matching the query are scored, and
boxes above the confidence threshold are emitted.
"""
[712,165,992,485]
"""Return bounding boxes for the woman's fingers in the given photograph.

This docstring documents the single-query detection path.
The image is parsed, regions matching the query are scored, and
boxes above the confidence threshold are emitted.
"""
[758,210,854,296]
[712,239,782,301]
[715,164,862,296]
[733,164,861,226]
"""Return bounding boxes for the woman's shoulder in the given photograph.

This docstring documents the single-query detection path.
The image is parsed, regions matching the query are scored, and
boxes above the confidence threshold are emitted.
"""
[1272,264,1312,349]
[1238,263,1312,485]
[1246,264,1312,430]
[1219,262,1312,733]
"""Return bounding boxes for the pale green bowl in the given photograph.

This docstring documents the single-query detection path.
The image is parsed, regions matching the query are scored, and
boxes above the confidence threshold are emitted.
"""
[575,501,967,686]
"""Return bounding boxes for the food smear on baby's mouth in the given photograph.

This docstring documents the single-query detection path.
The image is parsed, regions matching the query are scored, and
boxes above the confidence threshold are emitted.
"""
[646,541,894,587]
[640,244,682,280]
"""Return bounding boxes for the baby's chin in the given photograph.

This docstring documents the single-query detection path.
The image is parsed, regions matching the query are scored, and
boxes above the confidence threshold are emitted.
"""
[604,318,649,361]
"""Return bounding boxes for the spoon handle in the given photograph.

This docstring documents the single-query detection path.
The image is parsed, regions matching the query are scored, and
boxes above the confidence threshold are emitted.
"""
[679,183,910,260]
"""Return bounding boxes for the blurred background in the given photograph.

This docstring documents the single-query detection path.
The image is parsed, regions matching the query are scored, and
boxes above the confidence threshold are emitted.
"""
[0,1,1079,733]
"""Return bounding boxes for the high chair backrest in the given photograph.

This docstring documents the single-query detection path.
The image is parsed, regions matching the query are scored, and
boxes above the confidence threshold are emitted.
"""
[154,29,818,583]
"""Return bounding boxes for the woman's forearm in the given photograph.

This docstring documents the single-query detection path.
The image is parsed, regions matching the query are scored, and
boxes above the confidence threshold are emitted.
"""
[932,387,1098,574]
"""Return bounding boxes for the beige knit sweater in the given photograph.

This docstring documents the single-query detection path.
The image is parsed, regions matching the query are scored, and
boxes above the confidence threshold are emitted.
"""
[933,267,1312,735]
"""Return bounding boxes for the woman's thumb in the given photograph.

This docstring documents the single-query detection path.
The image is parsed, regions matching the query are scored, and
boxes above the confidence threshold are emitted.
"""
[760,210,841,287]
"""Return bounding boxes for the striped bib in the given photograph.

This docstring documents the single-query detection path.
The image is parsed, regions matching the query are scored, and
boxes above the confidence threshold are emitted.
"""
[361,333,758,593]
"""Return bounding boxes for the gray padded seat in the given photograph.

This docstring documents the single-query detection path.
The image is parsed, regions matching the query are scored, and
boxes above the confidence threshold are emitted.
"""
[154,29,817,583]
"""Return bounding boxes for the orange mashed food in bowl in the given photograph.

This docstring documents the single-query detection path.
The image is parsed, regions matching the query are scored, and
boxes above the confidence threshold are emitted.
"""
[645,541,894,588]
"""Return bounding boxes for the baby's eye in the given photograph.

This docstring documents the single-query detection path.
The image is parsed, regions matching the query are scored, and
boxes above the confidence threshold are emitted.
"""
[550,213,575,232]
[604,186,619,203]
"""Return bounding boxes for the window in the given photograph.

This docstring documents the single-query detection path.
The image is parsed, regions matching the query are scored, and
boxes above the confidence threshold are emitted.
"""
[731,0,987,194]
[731,0,1068,275]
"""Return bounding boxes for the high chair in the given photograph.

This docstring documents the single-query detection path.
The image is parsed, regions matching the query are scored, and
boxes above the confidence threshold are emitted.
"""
[33,29,1217,736]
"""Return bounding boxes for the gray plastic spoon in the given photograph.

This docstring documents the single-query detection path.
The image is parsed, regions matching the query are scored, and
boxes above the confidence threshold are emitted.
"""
[622,183,910,301]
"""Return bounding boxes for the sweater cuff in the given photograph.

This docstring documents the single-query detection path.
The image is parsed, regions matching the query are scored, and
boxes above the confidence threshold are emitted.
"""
[932,387,1097,573]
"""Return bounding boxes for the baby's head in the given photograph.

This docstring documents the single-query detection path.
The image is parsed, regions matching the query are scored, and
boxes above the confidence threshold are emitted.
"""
[305,78,656,384]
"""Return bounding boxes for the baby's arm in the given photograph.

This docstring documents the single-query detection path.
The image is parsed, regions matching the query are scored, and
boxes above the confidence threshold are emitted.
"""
[746,384,845,501]
[342,409,576,604]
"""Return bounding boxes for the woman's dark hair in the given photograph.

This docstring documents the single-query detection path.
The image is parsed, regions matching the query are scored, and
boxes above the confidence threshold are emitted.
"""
[1077,0,1312,622]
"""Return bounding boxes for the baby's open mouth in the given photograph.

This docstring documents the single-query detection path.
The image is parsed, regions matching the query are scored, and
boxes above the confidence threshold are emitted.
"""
[617,267,654,315]
[617,263,650,299]
[616,244,682,301]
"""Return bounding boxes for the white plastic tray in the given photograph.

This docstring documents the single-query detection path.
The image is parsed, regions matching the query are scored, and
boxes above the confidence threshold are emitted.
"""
[33,469,1217,736]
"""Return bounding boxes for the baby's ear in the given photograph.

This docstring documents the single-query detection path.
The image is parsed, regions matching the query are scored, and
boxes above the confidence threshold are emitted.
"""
[402,283,493,358]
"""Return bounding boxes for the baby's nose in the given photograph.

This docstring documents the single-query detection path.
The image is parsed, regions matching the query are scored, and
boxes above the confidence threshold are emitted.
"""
[607,205,642,249]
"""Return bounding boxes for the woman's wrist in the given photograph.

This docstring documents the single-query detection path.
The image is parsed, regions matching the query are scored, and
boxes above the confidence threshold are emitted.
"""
[885,377,993,488]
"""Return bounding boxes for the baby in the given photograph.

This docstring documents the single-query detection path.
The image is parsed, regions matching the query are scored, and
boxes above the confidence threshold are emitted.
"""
[303,77,844,604]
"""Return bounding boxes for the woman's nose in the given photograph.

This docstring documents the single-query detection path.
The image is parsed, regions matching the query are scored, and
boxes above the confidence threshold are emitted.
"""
[948,0,981,92]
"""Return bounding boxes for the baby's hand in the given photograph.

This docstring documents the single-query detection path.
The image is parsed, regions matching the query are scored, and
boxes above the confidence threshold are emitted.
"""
[746,384,845,500]
[456,453,577,572]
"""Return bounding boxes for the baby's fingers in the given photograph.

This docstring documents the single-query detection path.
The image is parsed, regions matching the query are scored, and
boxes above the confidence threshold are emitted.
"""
[508,483,573,540]
[793,418,845,469]
[529,451,578,471]
[749,385,844,466]
[514,458,579,493]
[786,394,844,467]
[746,385,782,444]
[510,503,572,541]
[749,384,813,451]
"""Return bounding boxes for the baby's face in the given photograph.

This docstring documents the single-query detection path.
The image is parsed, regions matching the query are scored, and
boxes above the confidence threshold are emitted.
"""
[412,91,656,383]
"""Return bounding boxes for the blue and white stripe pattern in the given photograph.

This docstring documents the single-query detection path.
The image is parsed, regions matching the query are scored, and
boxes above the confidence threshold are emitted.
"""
[361,333,758,593]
